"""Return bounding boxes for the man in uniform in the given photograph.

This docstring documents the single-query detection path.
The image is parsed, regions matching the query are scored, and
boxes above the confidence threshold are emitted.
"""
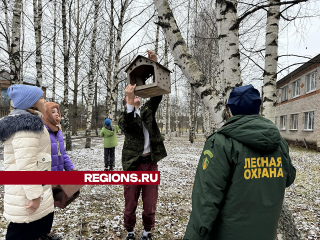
[184,84,296,240]
[118,50,167,240]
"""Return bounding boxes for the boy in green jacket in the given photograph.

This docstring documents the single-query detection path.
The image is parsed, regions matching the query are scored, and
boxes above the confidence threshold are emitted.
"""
[100,118,119,171]
[184,84,296,240]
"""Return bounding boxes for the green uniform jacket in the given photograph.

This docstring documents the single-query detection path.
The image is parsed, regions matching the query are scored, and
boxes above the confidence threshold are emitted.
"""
[184,115,296,240]
[118,95,167,171]
[100,125,119,148]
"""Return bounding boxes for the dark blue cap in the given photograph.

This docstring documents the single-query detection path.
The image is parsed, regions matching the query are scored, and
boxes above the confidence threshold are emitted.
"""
[227,84,261,115]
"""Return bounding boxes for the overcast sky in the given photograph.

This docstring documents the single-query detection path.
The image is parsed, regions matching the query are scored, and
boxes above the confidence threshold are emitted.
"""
[277,0,320,80]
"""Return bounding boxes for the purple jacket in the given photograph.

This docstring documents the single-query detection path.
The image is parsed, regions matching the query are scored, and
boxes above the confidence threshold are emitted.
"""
[45,125,75,171]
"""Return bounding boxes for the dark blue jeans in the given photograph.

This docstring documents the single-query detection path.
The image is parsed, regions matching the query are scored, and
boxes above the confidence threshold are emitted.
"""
[104,147,115,168]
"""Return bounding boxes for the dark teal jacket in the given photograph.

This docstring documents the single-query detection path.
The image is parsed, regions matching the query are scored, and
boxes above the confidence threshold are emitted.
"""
[118,96,167,171]
[184,115,296,240]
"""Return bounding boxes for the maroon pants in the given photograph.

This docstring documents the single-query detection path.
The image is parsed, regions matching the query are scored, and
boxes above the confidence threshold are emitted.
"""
[124,162,158,232]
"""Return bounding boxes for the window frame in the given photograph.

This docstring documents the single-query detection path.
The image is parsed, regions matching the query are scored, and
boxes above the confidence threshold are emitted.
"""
[304,111,314,131]
[306,71,317,94]
[281,85,288,102]
[280,115,287,130]
[292,79,300,98]
[290,114,298,130]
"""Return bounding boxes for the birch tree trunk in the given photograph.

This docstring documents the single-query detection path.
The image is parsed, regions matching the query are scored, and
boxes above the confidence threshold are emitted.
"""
[202,103,210,138]
[95,81,98,136]
[162,95,167,135]
[167,96,171,140]
[62,0,72,150]
[155,17,160,55]
[85,0,99,148]
[111,0,130,121]
[189,87,195,143]
[33,0,43,87]
[189,0,197,143]
[52,0,57,102]
[4,0,11,56]
[10,0,22,85]
[262,0,280,123]
[174,65,179,137]
[162,39,169,137]
[262,1,301,239]
[106,0,114,118]
[216,0,242,115]
[154,0,225,127]
[20,0,24,84]
[72,0,80,135]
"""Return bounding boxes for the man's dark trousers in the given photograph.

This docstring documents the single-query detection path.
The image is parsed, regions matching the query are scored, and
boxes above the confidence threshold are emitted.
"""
[104,147,115,168]
[123,160,158,232]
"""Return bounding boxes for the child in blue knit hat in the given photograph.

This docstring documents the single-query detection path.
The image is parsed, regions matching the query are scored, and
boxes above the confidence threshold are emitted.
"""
[100,118,119,171]
[0,84,56,240]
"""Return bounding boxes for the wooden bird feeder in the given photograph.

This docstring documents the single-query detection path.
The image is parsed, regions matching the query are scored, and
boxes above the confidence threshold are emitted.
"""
[125,55,171,98]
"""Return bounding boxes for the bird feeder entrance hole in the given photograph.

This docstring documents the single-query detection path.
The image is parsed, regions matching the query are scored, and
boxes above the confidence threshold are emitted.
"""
[125,55,171,98]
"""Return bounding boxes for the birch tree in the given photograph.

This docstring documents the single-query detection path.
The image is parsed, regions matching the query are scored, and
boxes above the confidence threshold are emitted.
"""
[20,0,24,83]
[105,0,114,118]
[174,65,179,137]
[110,0,130,121]
[62,0,72,150]
[85,0,99,148]
[154,0,232,128]
[189,0,198,143]
[33,0,43,87]
[72,0,89,135]
[261,0,280,123]
[162,39,171,140]
[52,0,57,101]
[10,0,22,85]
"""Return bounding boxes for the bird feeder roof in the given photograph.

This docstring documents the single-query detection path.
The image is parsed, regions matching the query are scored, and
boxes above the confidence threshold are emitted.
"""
[125,55,172,73]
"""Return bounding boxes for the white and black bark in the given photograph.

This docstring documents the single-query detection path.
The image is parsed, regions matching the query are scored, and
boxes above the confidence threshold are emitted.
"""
[110,0,130,121]
[10,0,22,85]
[52,0,57,102]
[167,95,171,140]
[155,17,160,54]
[62,0,72,150]
[162,39,170,138]
[154,0,225,127]
[85,0,99,148]
[174,65,178,137]
[216,0,242,117]
[261,0,280,122]
[189,87,195,143]
[106,0,114,118]
[20,0,24,84]
[4,0,11,54]
[72,0,80,135]
[33,0,43,87]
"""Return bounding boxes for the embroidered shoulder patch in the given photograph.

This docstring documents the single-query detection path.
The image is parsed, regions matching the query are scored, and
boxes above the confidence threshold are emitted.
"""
[204,150,213,158]
[202,157,209,170]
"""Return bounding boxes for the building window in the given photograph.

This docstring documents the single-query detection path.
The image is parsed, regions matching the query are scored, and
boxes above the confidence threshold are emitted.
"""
[281,86,288,102]
[292,80,300,97]
[290,114,298,130]
[280,115,286,130]
[304,111,314,130]
[306,71,317,93]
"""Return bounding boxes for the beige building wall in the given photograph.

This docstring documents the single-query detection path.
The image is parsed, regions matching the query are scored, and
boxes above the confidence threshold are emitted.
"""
[275,65,320,149]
